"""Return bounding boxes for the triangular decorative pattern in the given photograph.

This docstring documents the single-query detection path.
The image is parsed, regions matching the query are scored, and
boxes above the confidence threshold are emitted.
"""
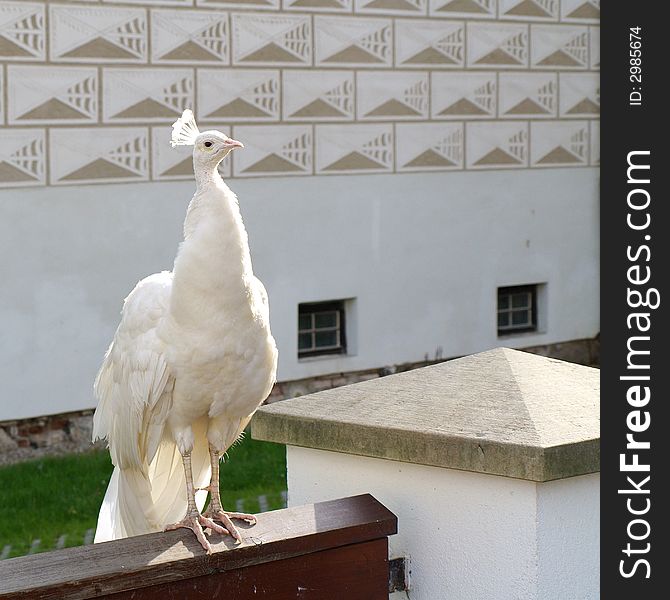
[0,1,599,188]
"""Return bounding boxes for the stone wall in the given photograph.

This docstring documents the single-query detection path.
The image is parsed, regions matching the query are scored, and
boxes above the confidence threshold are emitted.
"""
[523,334,599,367]
[0,409,100,466]
[0,336,598,464]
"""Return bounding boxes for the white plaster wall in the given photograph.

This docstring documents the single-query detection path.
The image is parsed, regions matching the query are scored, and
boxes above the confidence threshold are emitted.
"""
[286,446,600,600]
[0,168,599,420]
[287,446,539,600]
[537,474,600,599]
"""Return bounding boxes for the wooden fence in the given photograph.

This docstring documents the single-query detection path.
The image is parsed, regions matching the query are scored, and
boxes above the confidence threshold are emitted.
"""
[0,494,398,599]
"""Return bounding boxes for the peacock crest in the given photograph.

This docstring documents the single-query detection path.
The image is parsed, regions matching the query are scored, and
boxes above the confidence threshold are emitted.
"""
[170,109,200,147]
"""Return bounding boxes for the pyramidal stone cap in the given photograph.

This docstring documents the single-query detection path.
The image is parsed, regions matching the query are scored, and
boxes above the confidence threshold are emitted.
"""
[252,348,600,482]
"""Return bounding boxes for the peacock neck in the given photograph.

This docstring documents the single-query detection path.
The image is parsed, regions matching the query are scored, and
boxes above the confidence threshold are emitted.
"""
[169,165,254,325]
[193,160,223,190]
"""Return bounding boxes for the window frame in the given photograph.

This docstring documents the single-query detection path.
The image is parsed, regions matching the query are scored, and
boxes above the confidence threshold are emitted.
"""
[497,285,538,336]
[298,300,347,358]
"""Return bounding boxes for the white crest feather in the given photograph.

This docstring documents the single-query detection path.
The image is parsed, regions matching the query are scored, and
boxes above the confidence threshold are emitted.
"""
[170,109,200,148]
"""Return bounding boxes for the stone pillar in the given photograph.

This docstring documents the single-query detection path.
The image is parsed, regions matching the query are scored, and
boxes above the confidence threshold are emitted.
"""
[252,348,599,600]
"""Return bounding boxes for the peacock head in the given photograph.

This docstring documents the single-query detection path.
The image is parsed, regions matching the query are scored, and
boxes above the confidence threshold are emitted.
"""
[170,109,243,169]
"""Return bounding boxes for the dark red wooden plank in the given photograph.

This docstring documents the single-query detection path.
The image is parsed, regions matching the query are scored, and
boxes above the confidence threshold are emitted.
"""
[0,494,397,600]
[105,539,389,600]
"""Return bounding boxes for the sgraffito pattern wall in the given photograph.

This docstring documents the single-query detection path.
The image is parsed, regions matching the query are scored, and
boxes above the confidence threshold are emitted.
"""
[0,0,599,188]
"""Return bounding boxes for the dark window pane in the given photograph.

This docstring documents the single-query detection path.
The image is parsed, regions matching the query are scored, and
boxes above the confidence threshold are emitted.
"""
[315,311,337,329]
[298,314,311,330]
[498,313,508,328]
[298,301,347,356]
[315,330,338,348]
[512,310,530,326]
[298,333,313,350]
[512,293,530,308]
[498,295,509,310]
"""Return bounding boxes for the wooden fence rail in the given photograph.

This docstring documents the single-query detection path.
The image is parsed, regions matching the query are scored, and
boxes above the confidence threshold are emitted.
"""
[0,494,397,600]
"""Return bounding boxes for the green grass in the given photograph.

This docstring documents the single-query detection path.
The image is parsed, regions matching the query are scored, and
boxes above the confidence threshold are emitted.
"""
[0,433,286,559]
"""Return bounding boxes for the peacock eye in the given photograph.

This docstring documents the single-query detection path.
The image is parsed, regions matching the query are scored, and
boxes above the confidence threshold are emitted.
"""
[204,141,213,148]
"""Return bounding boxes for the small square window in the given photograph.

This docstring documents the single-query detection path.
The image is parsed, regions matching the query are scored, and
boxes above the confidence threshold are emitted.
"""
[298,301,346,358]
[497,285,537,335]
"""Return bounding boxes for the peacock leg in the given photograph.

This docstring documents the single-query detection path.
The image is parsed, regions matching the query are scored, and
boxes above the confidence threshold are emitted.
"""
[202,444,257,542]
[164,450,229,554]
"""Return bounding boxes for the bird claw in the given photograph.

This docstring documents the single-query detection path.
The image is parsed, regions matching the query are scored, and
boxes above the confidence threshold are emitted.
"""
[165,511,230,554]
[202,508,257,543]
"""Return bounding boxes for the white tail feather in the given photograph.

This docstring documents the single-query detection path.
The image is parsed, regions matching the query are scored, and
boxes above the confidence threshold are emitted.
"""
[170,109,200,148]
[94,417,211,542]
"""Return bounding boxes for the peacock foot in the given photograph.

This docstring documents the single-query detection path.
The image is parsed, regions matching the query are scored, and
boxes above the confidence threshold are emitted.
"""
[165,510,229,554]
[202,506,257,543]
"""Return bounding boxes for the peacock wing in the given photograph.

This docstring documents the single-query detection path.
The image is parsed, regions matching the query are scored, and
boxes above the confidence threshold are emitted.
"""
[92,271,174,472]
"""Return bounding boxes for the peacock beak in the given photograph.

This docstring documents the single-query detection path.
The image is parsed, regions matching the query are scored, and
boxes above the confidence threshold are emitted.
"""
[224,139,244,150]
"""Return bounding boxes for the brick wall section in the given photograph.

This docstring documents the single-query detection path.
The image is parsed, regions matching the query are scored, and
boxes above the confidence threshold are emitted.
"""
[0,337,598,465]
[0,409,106,466]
